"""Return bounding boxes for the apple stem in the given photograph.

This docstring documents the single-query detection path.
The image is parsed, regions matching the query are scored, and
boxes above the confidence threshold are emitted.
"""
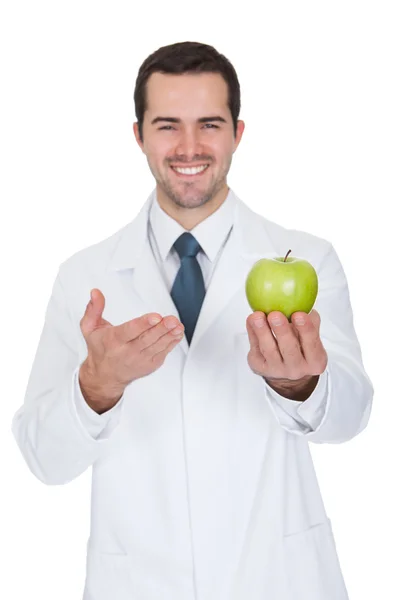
[284,249,292,262]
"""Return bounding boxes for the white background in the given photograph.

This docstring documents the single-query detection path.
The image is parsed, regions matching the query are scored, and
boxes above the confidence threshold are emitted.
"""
[1,1,399,598]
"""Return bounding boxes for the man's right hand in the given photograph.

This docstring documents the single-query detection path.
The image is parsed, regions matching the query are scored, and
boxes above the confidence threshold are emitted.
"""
[78,289,185,414]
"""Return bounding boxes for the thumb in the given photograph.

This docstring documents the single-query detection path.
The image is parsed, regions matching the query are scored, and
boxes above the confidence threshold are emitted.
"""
[80,289,106,337]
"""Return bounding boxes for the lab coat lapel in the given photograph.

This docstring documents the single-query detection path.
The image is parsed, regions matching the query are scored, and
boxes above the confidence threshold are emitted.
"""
[106,193,187,346]
[132,233,191,351]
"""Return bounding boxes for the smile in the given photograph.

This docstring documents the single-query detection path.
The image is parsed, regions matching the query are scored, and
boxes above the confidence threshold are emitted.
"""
[171,164,209,176]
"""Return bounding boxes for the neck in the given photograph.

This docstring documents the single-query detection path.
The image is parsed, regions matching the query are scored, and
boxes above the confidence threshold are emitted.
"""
[156,184,230,230]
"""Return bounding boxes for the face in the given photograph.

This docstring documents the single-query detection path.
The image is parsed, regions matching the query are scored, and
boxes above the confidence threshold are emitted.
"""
[133,72,245,212]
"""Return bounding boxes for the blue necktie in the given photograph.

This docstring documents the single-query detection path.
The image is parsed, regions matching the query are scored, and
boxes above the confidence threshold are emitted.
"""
[171,232,206,345]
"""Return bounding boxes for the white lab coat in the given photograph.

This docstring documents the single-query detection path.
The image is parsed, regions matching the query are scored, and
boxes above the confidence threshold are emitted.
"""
[12,190,373,600]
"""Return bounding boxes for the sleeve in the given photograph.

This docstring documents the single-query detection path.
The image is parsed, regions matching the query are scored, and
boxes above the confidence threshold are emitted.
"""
[262,243,374,443]
[264,369,329,432]
[11,269,126,485]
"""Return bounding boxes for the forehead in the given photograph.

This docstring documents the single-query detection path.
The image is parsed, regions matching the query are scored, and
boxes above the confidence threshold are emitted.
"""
[145,72,230,118]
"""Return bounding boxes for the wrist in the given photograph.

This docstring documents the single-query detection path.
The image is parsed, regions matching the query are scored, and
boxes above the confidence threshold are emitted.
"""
[79,360,124,414]
[263,374,319,402]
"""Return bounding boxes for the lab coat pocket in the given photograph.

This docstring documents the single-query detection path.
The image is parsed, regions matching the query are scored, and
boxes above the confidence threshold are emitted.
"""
[83,549,135,600]
[283,519,349,600]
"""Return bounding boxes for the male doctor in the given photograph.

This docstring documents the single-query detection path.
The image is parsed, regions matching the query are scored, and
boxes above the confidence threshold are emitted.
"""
[12,41,373,600]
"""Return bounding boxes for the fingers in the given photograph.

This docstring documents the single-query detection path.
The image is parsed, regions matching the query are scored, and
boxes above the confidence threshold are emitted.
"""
[247,311,283,372]
[309,309,321,332]
[114,313,172,343]
[152,332,185,364]
[291,310,327,373]
[267,311,304,374]
[248,309,327,380]
[115,313,184,353]
[248,310,308,380]
[246,313,261,350]
[139,316,185,356]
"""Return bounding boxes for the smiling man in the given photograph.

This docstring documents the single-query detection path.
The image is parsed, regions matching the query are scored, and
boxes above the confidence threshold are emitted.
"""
[134,68,244,229]
[12,41,373,600]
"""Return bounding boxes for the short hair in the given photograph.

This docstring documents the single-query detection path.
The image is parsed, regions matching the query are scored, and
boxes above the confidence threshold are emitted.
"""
[133,41,241,141]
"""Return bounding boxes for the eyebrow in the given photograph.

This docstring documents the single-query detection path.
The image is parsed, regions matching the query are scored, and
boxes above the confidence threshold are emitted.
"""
[151,116,227,125]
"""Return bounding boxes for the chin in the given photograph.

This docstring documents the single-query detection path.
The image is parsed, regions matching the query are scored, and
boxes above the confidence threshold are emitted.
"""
[173,193,210,209]
[160,182,209,208]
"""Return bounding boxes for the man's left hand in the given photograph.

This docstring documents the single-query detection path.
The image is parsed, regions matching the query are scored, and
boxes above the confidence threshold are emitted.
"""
[246,309,328,401]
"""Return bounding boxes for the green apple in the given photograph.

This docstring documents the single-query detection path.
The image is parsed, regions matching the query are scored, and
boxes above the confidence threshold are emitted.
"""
[245,250,318,320]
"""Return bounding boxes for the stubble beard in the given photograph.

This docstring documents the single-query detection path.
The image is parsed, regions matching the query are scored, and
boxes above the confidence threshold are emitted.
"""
[154,160,232,209]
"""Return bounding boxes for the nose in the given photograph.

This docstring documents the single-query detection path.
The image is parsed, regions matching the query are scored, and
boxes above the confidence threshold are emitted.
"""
[175,127,204,159]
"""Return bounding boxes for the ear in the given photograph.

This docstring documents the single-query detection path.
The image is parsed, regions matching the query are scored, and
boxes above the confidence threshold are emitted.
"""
[133,122,145,152]
[233,120,245,153]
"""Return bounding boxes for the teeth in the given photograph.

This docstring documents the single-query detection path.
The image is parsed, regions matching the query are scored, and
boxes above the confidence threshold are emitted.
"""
[172,165,208,175]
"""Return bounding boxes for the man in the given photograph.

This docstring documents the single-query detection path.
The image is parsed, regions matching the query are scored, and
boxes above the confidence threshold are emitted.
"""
[12,41,373,600]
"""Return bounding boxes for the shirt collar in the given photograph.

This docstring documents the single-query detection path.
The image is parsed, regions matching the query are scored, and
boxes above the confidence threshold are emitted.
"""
[149,188,237,262]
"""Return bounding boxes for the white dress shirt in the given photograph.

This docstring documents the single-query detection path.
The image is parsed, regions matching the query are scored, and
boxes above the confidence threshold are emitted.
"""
[74,189,328,433]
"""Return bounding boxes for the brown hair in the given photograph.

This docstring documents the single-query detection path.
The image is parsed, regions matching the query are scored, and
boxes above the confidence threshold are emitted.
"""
[133,41,241,142]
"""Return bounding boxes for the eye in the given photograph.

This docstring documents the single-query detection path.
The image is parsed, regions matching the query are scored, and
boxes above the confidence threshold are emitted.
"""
[157,123,219,131]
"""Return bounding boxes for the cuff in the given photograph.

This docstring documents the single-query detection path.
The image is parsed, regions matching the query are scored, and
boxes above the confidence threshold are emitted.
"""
[72,365,125,440]
[264,369,329,433]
